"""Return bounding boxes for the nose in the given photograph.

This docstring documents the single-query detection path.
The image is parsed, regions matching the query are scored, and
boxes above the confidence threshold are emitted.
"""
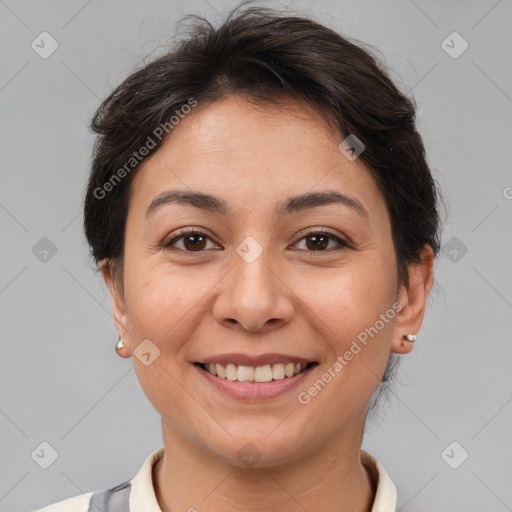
[212,247,295,333]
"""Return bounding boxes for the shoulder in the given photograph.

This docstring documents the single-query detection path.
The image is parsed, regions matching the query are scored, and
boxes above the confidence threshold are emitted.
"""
[32,492,92,512]
[30,446,164,512]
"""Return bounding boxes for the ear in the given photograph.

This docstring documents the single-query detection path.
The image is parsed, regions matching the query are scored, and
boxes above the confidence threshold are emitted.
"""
[100,259,131,358]
[391,245,435,355]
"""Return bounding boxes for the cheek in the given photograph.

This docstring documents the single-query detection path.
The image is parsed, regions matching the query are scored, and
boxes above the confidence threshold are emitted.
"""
[293,257,397,403]
[296,257,396,338]
[291,265,396,414]
[123,264,200,420]
[123,259,215,350]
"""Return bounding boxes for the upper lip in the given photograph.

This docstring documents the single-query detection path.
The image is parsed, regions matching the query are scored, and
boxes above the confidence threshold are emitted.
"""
[197,353,316,367]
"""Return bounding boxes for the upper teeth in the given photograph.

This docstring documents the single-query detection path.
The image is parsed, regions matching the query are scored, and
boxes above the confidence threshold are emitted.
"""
[205,363,308,382]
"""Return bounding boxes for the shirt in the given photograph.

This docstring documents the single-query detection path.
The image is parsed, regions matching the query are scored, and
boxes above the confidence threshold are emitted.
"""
[33,447,397,511]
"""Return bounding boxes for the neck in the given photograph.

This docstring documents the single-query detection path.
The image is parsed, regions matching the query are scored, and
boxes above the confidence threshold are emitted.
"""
[153,421,376,512]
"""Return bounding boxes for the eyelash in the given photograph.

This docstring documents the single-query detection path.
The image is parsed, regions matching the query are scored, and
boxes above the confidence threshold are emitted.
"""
[162,229,352,253]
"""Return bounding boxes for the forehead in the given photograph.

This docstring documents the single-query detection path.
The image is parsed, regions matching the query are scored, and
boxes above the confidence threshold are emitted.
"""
[128,95,387,223]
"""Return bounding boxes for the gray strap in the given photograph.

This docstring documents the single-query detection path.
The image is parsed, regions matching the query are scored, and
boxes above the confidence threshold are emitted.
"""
[88,480,131,512]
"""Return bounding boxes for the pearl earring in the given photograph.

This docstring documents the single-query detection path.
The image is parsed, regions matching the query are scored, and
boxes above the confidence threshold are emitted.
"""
[115,336,126,355]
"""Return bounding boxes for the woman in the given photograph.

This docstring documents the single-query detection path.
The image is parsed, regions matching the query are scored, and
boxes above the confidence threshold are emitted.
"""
[35,4,440,511]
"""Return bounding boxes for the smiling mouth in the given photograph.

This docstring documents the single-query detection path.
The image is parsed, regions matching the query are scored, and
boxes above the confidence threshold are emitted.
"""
[195,362,318,383]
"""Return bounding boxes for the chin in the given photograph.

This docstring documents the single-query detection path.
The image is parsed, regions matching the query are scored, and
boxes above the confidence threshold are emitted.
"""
[203,430,311,470]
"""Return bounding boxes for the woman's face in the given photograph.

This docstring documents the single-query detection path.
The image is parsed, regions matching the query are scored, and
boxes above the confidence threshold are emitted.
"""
[104,95,427,467]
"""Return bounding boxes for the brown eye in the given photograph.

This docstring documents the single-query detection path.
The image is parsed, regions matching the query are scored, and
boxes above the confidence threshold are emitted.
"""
[295,231,350,252]
[163,231,218,252]
[163,229,350,254]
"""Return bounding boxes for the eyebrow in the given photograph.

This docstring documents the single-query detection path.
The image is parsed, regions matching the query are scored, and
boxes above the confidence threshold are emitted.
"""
[145,189,369,221]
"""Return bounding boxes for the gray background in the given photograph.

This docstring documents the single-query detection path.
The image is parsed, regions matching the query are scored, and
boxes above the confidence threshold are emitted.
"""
[1,0,511,510]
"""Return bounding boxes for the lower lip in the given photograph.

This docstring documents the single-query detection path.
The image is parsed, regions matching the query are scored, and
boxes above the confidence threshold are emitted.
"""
[195,364,317,401]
